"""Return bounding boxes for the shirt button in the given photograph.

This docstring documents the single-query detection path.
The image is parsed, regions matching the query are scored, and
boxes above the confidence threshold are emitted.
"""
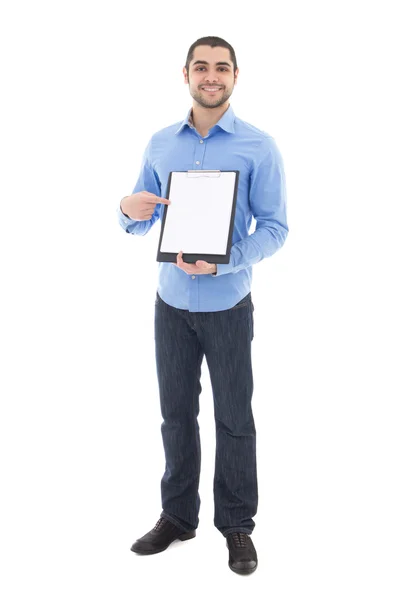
[199,140,204,143]
[192,275,196,279]
[195,161,200,165]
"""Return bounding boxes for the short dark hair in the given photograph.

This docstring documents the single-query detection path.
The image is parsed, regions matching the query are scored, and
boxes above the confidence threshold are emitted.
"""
[185,36,238,74]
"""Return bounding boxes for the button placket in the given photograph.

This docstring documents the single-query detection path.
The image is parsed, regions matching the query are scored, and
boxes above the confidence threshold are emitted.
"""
[194,136,206,168]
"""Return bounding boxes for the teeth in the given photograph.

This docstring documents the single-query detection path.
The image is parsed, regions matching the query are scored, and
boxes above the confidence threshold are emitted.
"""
[203,87,220,91]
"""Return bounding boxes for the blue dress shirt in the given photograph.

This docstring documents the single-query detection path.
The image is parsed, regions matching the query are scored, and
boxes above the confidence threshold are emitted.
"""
[117,104,288,312]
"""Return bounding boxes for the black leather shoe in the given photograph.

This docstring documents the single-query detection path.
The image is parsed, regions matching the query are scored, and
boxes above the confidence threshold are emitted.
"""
[226,532,258,574]
[130,517,196,555]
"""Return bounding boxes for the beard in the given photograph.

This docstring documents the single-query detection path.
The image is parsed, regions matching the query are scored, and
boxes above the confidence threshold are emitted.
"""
[188,79,232,109]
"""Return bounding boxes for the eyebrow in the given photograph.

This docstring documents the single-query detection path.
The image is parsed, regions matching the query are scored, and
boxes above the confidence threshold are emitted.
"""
[192,60,232,68]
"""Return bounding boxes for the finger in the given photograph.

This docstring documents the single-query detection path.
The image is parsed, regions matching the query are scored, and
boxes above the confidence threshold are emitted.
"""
[177,252,191,272]
[145,196,171,205]
[178,252,188,267]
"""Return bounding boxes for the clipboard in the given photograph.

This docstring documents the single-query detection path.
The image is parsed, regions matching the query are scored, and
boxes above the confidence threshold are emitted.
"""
[156,170,240,264]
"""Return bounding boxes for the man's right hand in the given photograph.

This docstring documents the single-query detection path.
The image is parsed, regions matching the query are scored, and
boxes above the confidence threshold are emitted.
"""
[120,191,171,221]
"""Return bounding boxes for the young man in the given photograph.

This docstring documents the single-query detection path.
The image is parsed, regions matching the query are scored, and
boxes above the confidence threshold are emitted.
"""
[118,36,289,575]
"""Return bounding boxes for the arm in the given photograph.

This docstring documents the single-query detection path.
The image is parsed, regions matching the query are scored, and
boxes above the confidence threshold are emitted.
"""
[212,137,288,276]
[117,137,163,236]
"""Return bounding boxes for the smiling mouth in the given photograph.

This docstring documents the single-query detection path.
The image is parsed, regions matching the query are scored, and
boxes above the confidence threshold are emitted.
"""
[201,87,222,92]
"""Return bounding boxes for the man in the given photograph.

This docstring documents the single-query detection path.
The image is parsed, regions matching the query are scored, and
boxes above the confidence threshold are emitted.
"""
[118,36,288,575]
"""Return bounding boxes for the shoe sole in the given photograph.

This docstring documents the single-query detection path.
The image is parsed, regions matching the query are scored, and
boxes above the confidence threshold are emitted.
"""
[228,562,258,575]
[131,530,196,555]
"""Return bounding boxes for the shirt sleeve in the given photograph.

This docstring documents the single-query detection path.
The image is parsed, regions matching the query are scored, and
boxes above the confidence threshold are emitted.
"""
[212,136,289,276]
[117,137,163,236]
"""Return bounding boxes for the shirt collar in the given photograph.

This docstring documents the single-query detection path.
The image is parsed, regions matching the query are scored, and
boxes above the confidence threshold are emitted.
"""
[174,104,236,135]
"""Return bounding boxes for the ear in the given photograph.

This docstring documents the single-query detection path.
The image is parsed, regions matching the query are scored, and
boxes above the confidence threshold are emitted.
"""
[183,67,188,84]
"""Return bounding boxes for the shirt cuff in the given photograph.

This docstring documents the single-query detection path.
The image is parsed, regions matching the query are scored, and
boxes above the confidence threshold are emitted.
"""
[118,204,136,226]
[211,262,231,277]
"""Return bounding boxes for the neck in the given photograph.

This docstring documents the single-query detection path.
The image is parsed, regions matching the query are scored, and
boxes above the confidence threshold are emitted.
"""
[191,102,230,136]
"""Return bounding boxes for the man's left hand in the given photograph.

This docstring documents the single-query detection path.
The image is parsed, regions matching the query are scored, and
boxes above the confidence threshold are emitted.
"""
[173,250,216,275]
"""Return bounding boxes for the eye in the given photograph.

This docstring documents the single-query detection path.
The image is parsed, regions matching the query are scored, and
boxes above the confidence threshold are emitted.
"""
[196,67,227,71]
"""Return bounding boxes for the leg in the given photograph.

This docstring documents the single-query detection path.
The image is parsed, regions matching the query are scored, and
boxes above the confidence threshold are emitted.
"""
[154,292,204,532]
[197,293,257,536]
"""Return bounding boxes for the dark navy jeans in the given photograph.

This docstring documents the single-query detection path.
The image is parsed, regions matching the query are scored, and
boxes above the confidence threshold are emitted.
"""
[154,290,257,538]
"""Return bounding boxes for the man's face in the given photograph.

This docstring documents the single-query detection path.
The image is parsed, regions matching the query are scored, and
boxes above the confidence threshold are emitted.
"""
[183,45,238,109]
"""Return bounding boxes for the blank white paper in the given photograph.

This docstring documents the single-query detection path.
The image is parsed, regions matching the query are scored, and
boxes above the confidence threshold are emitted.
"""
[160,171,237,255]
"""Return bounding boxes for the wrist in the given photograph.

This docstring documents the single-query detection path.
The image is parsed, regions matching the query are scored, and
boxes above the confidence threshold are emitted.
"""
[120,196,131,218]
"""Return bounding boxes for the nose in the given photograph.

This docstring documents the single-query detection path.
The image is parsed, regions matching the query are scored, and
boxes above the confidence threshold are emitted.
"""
[204,73,220,84]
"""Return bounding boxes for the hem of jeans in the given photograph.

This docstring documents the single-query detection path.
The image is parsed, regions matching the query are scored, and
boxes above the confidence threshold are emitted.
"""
[160,511,194,533]
[221,527,253,537]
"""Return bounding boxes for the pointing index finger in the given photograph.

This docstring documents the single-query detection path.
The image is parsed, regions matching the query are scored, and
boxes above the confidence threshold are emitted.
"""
[145,195,171,205]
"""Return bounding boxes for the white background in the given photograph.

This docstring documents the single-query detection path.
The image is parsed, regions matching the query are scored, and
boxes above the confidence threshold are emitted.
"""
[1,0,399,598]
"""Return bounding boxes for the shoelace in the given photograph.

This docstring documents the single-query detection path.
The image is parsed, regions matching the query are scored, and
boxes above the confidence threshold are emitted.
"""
[153,517,168,531]
[232,532,248,547]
